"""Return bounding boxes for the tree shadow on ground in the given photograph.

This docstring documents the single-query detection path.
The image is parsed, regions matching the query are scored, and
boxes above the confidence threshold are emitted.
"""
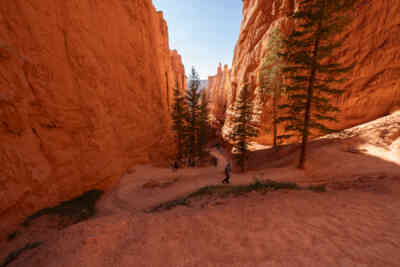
[246,133,400,186]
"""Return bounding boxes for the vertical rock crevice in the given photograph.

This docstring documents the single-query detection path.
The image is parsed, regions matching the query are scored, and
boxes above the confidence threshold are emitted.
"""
[209,0,400,144]
[0,0,185,237]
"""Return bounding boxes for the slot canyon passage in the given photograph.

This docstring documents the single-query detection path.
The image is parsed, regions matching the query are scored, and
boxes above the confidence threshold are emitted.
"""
[1,0,400,266]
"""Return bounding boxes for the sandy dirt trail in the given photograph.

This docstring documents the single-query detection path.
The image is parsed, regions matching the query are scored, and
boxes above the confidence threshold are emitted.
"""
[95,147,311,216]
[97,148,231,215]
[2,112,400,267]
[8,177,400,267]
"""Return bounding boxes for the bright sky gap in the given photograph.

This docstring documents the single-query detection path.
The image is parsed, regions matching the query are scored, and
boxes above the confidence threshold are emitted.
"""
[153,0,243,79]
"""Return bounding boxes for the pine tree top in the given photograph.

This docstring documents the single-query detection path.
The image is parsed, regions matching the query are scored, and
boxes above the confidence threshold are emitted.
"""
[277,0,358,140]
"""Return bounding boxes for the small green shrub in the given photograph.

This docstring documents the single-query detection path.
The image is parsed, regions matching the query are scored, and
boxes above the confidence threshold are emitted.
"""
[7,231,19,242]
[307,185,327,193]
[147,180,300,213]
[23,189,104,227]
[149,198,190,212]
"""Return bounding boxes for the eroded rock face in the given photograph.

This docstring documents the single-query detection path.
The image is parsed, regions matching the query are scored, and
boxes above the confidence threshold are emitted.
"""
[207,63,233,127]
[211,0,400,143]
[0,0,185,237]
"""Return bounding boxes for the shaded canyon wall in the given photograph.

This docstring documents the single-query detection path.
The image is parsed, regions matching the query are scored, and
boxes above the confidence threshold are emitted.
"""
[0,0,185,237]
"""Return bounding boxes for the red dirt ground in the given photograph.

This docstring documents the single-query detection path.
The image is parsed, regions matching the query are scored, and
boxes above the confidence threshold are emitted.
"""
[2,112,400,266]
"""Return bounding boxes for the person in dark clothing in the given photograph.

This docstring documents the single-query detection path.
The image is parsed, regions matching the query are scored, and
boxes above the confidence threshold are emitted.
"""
[173,161,179,171]
[222,163,231,184]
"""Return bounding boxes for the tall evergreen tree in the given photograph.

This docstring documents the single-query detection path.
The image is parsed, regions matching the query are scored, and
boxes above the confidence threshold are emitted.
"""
[171,87,187,160]
[184,67,202,165]
[231,85,259,172]
[259,27,285,149]
[277,0,357,169]
[198,91,210,158]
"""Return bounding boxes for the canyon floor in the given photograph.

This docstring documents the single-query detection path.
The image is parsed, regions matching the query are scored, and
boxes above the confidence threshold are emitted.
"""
[2,112,400,267]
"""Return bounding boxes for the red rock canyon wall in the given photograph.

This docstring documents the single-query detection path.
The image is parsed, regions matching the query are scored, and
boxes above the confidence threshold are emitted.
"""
[207,63,233,127]
[209,0,400,144]
[0,0,185,237]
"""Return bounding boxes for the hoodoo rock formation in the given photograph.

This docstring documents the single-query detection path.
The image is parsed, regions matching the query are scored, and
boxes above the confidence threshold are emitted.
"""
[0,0,185,237]
[207,63,233,127]
[209,0,400,143]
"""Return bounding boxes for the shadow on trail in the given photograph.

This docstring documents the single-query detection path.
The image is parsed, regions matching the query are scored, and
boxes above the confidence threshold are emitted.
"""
[246,136,400,185]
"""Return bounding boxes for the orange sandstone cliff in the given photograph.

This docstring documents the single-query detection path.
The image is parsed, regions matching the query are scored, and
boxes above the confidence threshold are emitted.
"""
[210,0,400,143]
[207,63,233,127]
[0,0,185,237]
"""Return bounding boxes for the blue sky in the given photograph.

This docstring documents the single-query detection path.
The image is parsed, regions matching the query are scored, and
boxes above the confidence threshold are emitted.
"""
[153,0,243,79]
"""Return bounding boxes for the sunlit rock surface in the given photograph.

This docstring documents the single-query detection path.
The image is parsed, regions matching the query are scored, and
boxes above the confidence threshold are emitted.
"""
[210,0,400,143]
[0,0,185,237]
[207,63,233,127]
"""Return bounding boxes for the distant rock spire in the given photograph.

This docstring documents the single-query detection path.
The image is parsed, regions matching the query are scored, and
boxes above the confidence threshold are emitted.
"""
[217,63,223,74]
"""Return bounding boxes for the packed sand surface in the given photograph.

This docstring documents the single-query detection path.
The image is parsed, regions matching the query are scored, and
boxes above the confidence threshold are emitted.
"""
[1,112,400,267]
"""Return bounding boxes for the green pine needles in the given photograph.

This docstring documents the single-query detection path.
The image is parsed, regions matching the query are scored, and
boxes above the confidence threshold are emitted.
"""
[171,67,210,166]
[277,0,357,169]
[185,67,202,165]
[231,85,259,172]
[171,87,187,160]
[260,27,285,149]
[198,91,210,158]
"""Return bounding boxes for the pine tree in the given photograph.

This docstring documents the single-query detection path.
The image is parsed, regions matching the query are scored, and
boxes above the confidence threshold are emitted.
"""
[259,27,285,149]
[198,91,210,158]
[277,0,357,169]
[171,87,187,160]
[231,85,259,172]
[184,67,202,166]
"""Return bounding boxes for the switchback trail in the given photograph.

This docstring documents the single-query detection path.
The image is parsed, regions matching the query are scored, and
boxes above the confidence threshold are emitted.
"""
[97,148,236,215]
[3,113,400,267]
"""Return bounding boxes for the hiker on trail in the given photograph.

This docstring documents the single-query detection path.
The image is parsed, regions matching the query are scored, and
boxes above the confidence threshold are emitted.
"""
[173,161,179,171]
[222,163,231,184]
[169,160,176,172]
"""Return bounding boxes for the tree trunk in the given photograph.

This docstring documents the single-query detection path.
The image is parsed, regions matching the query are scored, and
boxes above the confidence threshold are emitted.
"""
[298,1,325,169]
[177,135,182,159]
[273,85,278,150]
[189,110,196,166]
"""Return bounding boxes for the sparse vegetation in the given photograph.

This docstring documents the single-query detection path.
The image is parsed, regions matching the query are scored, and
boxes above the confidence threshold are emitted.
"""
[231,85,259,172]
[171,87,187,160]
[198,91,210,158]
[7,231,19,242]
[23,189,104,228]
[184,67,203,165]
[3,191,103,266]
[146,179,300,213]
[1,242,43,267]
[277,0,357,169]
[171,67,210,166]
[307,184,327,192]
[259,27,285,149]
